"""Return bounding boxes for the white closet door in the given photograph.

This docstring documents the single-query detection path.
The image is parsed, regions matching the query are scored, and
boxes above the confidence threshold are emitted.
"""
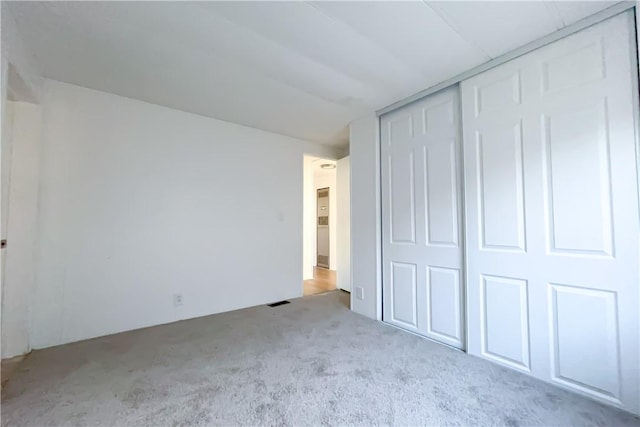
[462,12,639,413]
[381,87,464,349]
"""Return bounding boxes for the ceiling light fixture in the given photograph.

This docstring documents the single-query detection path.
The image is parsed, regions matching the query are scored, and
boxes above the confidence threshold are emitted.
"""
[320,163,336,169]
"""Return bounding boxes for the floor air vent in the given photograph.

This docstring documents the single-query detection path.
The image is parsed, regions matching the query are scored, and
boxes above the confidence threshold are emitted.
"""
[267,300,290,308]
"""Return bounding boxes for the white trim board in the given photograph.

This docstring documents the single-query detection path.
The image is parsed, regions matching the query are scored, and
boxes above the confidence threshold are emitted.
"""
[377,1,635,117]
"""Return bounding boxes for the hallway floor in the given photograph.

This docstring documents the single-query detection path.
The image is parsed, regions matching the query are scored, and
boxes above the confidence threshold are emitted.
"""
[303,266,336,296]
[1,291,637,426]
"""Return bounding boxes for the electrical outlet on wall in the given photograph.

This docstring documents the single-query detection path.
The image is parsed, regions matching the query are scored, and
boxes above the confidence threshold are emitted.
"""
[173,293,183,307]
[356,287,364,300]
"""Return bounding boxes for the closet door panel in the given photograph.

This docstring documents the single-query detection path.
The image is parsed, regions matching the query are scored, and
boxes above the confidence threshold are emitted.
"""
[382,87,464,349]
[461,11,639,414]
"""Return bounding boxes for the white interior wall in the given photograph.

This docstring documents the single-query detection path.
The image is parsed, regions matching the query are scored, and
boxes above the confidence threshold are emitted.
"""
[636,1,640,213]
[1,4,41,103]
[1,100,14,285]
[349,114,381,319]
[336,156,351,292]
[0,59,7,340]
[0,91,13,349]
[302,155,316,280]
[2,101,42,358]
[31,79,339,349]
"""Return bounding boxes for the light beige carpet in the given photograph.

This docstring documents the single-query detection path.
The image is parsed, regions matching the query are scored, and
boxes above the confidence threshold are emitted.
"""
[1,291,638,426]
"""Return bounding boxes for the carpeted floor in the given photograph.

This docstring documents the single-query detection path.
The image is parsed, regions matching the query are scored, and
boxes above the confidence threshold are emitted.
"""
[1,291,638,426]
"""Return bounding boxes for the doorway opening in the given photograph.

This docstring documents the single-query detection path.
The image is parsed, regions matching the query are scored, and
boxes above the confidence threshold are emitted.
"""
[302,154,351,301]
[302,156,337,296]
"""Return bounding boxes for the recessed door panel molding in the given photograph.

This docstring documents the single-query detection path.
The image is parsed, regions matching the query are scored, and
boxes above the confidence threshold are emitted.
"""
[480,274,530,371]
[549,283,621,403]
[476,122,526,252]
[474,72,522,117]
[462,12,639,414]
[426,266,463,347]
[382,86,464,349]
[388,152,416,244]
[387,114,413,147]
[542,100,613,257]
[390,262,418,328]
[424,140,458,247]
[541,40,605,94]
[424,100,455,129]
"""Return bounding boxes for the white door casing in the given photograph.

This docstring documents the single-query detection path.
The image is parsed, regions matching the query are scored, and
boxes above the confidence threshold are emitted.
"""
[381,87,465,349]
[337,156,351,292]
[461,11,639,414]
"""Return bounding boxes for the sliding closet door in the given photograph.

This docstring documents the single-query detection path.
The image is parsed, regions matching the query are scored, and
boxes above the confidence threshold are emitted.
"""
[381,87,464,349]
[462,12,639,413]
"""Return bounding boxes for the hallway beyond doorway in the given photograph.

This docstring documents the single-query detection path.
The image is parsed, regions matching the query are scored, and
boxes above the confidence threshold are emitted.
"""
[303,267,336,296]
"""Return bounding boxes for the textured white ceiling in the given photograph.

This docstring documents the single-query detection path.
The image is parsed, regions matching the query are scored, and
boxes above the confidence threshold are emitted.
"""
[6,1,619,148]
